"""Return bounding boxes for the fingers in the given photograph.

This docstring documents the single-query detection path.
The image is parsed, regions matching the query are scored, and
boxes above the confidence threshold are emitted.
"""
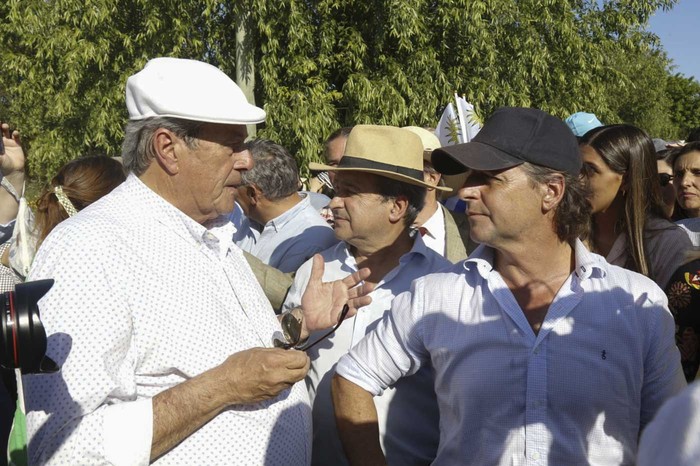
[280,348,310,370]
[1,123,21,144]
[349,295,372,310]
[347,280,375,300]
[342,266,371,288]
[309,254,326,284]
[272,348,309,384]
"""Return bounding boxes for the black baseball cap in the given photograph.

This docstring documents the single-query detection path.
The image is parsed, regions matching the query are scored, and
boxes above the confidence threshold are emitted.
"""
[432,107,581,176]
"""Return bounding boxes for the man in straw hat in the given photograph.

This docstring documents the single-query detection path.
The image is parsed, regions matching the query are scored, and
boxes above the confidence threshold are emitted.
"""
[282,124,452,465]
[332,107,685,465]
[22,57,371,465]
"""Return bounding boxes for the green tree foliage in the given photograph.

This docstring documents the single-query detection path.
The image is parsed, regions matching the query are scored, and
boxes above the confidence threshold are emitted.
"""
[666,73,700,140]
[0,0,690,182]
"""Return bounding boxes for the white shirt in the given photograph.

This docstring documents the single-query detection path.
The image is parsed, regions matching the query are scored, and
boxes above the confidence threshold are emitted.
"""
[283,238,451,466]
[234,193,338,273]
[606,216,693,289]
[637,381,700,466]
[337,240,686,466]
[677,217,700,247]
[418,203,446,257]
[24,175,311,465]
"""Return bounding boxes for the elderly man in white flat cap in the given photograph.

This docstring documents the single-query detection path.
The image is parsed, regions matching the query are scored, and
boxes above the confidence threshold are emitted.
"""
[281,125,453,466]
[22,57,371,465]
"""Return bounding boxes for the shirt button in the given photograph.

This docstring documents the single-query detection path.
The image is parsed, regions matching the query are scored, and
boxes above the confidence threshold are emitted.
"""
[533,347,540,355]
[532,452,540,460]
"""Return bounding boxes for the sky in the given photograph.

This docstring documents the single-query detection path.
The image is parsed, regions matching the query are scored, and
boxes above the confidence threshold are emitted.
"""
[647,0,699,81]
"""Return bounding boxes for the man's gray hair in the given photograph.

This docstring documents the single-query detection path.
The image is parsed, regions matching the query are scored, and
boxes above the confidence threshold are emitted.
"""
[121,117,203,175]
[241,139,300,200]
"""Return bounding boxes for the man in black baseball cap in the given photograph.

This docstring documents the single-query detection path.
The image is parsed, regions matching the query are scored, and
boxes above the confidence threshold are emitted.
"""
[431,106,581,176]
[332,107,685,465]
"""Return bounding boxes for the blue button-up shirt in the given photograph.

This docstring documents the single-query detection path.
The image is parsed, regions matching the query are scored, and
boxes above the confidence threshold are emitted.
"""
[235,194,338,273]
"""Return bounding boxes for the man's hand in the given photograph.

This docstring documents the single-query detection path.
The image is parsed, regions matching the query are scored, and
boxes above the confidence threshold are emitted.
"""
[0,123,25,176]
[151,347,310,461]
[215,347,310,405]
[299,254,373,337]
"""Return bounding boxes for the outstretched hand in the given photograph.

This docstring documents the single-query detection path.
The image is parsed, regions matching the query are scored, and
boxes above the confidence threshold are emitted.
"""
[0,123,25,176]
[300,254,373,338]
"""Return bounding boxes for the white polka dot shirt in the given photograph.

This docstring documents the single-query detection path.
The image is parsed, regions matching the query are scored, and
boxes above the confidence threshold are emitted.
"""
[23,175,311,465]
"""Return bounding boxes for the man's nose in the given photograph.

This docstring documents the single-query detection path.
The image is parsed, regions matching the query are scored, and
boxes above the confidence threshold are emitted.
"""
[329,195,343,209]
[233,150,254,171]
[458,184,479,201]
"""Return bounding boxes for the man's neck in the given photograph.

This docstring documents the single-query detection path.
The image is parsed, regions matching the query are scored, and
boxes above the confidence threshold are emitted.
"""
[494,238,575,285]
[494,236,575,335]
[350,229,415,286]
[254,193,302,225]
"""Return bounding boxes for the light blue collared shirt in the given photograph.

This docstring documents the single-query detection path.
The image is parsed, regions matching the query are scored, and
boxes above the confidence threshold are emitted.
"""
[283,237,452,466]
[338,239,686,466]
[234,193,338,273]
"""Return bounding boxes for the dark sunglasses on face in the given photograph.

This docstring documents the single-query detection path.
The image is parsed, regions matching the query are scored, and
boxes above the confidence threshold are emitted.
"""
[659,173,673,187]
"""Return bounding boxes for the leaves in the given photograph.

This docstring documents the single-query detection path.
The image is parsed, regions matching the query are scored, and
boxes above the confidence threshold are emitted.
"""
[0,0,693,182]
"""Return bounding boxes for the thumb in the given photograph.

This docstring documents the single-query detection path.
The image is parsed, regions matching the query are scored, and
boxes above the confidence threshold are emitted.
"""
[308,254,326,285]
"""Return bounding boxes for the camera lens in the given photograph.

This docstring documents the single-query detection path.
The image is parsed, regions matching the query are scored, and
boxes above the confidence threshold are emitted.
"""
[1,279,58,374]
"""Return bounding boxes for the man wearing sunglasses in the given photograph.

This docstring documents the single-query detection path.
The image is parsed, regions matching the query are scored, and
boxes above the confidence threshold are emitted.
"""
[282,125,453,465]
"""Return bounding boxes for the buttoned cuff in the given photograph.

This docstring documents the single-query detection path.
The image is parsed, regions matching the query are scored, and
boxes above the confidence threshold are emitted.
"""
[103,397,153,466]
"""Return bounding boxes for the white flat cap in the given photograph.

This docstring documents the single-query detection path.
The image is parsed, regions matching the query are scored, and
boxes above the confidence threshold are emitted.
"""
[126,57,266,124]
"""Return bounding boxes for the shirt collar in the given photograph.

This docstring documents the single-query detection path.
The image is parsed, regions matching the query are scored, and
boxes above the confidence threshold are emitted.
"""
[266,194,308,232]
[127,174,235,256]
[419,204,444,240]
[462,238,607,281]
[340,230,436,270]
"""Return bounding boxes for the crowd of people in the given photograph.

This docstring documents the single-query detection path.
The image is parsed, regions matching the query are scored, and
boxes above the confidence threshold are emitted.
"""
[0,57,699,465]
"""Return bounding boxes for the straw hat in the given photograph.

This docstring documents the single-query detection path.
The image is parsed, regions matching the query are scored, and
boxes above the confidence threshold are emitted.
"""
[309,125,450,191]
[402,126,462,192]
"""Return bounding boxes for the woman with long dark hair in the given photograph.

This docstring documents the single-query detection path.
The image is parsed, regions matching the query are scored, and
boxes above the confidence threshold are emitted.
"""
[579,124,692,288]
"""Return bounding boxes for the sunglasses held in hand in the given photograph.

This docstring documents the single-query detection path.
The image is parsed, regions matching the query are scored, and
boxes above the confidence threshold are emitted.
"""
[274,304,350,352]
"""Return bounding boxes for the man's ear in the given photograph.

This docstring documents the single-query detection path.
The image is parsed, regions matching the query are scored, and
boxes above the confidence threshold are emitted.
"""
[389,196,410,224]
[423,170,441,189]
[153,128,180,176]
[542,174,566,213]
[247,185,260,205]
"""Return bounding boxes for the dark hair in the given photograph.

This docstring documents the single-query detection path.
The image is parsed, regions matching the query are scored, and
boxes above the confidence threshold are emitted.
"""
[241,139,300,200]
[579,124,667,277]
[668,141,700,168]
[520,163,592,243]
[323,127,353,159]
[687,127,700,143]
[372,174,426,227]
[36,156,126,243]
[122,117,203,175]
